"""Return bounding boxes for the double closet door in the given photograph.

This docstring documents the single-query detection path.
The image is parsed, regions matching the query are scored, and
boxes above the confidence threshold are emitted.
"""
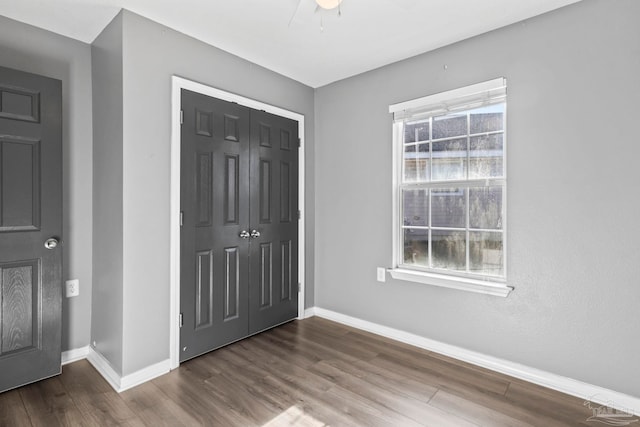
[180,89,298,362]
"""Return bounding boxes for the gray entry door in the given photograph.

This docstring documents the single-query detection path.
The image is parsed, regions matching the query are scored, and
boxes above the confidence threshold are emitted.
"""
[180,89,299,362]
[0,66,62,392]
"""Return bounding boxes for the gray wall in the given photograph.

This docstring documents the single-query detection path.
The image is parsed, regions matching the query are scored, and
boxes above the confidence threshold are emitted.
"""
[91,12,124,374]
[111,11,315,375]
[314,0,640,398]
[0,16,93,353]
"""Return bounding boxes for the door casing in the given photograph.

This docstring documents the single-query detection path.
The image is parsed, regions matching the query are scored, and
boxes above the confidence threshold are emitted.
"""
[169,76,306,369]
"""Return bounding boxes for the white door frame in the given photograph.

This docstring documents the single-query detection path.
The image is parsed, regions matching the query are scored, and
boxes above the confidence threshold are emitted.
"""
[169,76,306,369]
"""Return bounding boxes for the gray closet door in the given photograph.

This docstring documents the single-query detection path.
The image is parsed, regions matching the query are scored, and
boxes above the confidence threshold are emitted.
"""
[180,90,251,362]
[248,109,299,334]
[180,89,299,362]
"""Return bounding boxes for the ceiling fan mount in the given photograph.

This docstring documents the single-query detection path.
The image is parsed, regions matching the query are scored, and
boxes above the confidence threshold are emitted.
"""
[315,0,343,10]
[289,0,343,29]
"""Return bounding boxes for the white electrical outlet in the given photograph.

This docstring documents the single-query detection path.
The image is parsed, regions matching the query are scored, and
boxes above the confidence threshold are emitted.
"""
[377,267,386,282]
[65,279,79,298]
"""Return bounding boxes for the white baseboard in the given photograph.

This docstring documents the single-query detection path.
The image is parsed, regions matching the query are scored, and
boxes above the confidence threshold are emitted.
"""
[61,346,90,365]
[86,347,122,391]
[119,359,171,392]
[303,307,316,318]
[86,347,170,393]
[312,307,640,417]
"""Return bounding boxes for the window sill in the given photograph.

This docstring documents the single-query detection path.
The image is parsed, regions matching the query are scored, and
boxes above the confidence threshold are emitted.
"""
[388,268,513,297]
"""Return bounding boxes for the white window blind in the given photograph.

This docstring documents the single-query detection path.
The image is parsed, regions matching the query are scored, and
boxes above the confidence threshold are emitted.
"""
[390,78,507,122]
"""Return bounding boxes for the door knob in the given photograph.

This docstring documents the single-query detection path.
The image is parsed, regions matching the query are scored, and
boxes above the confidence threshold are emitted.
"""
[250,229,261,239]
[239,230,250,239]
[44,238,59,249]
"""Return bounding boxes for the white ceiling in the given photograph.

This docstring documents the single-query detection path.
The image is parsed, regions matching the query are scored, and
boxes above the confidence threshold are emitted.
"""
[0,0,582,88]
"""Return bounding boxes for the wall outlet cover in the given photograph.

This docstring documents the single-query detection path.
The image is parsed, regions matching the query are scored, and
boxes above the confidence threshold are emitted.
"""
[66,279,79,298]
[377,267,386,282]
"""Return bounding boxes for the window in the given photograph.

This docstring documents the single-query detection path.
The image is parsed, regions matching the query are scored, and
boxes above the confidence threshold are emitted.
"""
[389,78,512,296]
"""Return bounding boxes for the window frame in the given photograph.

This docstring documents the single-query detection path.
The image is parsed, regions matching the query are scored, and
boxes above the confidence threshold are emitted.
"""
[389,78,513,297]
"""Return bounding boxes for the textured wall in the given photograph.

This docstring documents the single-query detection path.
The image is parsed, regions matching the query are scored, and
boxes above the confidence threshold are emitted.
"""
[314,0,640,397]
[91,12,124,374]
[0,15,93,353]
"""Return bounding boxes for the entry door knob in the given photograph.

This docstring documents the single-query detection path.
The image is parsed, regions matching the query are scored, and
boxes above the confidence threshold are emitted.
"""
[250,229,261,239]
[239,230,250,239]
[44,238,59,249]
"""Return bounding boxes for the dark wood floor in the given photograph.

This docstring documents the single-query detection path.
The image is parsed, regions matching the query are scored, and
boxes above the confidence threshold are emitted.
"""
[0,317,602,426]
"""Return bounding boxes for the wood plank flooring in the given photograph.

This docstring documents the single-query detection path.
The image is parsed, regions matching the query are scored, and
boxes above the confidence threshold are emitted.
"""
[0,317,606,426]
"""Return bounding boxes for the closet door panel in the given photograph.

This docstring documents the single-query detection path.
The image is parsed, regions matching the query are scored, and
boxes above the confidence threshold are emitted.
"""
[248,110,299,334]
[180,90,250,362]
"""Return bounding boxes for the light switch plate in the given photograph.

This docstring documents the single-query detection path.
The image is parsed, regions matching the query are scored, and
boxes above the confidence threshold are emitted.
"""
[66,279,79,298]
[377,267,386,282]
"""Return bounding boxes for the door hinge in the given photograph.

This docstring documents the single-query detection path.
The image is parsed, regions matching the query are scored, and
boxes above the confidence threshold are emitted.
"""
[180,211,184,227]
[297,210,301,220]
[180,110,184,125]
[179,313,184,328]
[298,137,301,147]
[298,283,301,293]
